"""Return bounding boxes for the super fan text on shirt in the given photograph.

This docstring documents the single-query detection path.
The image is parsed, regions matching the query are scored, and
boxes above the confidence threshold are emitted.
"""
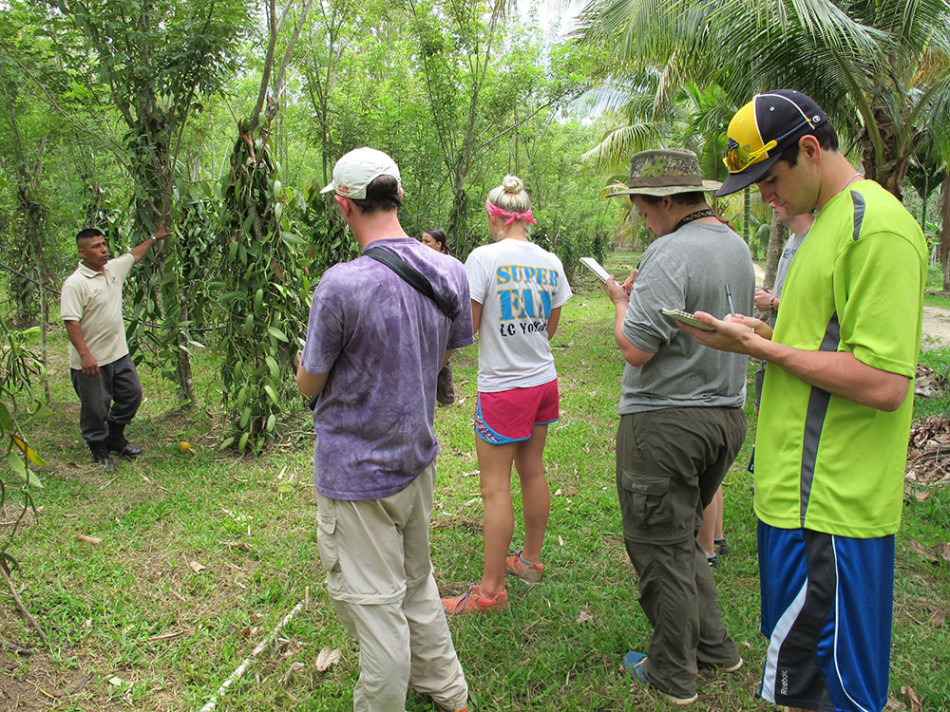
[494,264,557,335]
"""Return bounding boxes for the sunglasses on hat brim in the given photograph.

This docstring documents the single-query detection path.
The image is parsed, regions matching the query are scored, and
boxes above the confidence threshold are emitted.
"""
[722,118,813,174]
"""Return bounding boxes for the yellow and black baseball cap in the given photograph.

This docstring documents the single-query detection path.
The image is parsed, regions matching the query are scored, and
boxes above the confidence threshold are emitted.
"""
[716,90,828,196]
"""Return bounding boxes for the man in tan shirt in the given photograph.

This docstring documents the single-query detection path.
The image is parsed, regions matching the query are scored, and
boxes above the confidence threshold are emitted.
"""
[60,224,170,471]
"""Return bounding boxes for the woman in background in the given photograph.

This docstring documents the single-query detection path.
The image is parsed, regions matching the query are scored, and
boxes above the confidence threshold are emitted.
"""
[421,228,456,406]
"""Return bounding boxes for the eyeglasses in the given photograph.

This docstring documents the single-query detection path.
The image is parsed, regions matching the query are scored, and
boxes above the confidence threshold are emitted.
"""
[722,118,812,173]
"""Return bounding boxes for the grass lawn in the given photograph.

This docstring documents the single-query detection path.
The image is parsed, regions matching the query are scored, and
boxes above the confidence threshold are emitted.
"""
[3,252,949,711]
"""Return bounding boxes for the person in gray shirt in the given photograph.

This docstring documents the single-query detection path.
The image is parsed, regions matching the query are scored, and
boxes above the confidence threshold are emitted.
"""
[753,210,814,408]
[599,149,754,706]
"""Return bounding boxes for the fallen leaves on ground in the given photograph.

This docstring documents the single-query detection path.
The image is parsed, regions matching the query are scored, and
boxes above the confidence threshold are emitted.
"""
[282,661,306,684]
[315,646,341,672]
[575,608,594,624]
[907,539,939,564]
[905,411,950,499]
[901,685,922,712]
[914,364,947,398]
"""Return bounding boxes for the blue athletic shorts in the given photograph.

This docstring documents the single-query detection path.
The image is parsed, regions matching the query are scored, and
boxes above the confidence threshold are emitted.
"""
[758,521,894,712]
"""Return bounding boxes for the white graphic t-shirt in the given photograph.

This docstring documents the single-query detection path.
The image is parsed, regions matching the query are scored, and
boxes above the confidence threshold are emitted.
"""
[465,239,572,392]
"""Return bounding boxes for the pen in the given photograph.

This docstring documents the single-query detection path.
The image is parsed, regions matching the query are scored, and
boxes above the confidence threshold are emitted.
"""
[724,283,735,317]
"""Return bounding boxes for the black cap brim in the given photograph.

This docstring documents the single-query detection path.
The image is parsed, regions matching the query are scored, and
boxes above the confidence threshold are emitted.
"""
[715,152,782,197]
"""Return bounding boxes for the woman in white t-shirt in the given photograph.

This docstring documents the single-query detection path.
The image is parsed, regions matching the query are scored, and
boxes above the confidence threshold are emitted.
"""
[442,175,572,615]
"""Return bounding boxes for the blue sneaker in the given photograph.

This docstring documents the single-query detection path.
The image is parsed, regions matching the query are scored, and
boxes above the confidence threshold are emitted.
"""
[622,651,698,706]
[622,651,649,683]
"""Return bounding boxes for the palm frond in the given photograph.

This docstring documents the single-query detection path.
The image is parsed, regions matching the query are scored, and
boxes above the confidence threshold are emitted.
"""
[580,121,661,168]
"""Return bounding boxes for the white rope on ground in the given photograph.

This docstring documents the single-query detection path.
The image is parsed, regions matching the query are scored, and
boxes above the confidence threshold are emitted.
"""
[198,599,305,712]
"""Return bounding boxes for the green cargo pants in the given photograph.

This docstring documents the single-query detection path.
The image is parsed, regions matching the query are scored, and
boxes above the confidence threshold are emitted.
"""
[616,407,746,700]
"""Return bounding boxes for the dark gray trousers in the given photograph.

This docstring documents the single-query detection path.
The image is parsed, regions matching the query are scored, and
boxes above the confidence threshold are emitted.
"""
[616,407,746,699]
[436,362,455,405]
[70,354,142,444]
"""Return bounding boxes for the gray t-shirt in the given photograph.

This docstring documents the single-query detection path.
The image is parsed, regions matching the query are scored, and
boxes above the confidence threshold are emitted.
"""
[301,237,474,500]
[619,221,755,414]
[768,229,808,324]
[754,229,809,404]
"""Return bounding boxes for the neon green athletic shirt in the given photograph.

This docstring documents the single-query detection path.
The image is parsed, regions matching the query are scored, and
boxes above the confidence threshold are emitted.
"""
[755,180,926,537]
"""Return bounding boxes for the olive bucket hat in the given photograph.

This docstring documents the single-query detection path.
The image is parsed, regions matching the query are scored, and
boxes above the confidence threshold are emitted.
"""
[606,148,722,198]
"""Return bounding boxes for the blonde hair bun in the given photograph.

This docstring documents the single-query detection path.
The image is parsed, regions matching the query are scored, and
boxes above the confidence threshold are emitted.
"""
[502,175,525,194]
[488,174,532,217]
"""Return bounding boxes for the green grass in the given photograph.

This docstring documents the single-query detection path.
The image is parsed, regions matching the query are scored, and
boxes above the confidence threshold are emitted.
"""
[2,254,949,711]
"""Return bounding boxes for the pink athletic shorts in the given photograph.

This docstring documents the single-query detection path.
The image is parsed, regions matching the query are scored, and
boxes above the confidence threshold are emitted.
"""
[474,379,559,444]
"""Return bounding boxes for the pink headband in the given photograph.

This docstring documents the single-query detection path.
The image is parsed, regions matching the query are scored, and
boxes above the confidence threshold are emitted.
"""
[485,199,537,226]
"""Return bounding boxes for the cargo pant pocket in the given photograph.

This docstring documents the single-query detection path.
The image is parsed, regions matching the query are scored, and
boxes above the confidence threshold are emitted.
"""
[316,499,341,577]
[621,468,695,544]
[619,468,673,538]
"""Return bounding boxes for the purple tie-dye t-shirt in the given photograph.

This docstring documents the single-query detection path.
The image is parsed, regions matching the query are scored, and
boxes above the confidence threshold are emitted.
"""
[301,237,473,500]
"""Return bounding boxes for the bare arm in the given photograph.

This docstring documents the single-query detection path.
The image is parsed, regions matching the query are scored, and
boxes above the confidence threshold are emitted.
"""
[612,299,655,367]
[64,320,99,376]
[130,224,172,264]
[546,307,562,340]
[602,276,654,368]
[686,313,910,412]
[296,363,328,398]
[471,299,482,335]
[754,288,776,312]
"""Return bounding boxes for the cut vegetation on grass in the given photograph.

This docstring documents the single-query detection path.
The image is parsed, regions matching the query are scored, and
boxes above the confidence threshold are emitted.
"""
[2,254,950,711]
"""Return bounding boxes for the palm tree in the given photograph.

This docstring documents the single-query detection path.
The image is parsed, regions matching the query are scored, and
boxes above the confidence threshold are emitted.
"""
[578,0,950,282]
[580,0,950,194]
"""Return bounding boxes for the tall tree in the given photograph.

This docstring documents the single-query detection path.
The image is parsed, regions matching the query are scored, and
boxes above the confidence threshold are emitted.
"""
[578,0,950,287]
[407,0,576,256]
[217,0,313,453]
[0,0,91,399]
[45,0,252,403]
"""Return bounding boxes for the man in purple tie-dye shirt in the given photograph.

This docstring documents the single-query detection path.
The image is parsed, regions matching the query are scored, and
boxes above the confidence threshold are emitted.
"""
[297,147,473,712]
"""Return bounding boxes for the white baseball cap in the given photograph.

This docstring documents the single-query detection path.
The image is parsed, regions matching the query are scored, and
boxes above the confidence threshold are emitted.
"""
[320,147,402,199]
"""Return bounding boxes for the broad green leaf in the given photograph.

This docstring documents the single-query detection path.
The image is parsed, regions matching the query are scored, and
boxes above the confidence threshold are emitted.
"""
[266,326,289,342]
[5,453,42,488]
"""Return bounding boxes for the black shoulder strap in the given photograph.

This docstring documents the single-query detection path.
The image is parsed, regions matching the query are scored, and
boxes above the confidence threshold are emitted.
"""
[364,247,455,319]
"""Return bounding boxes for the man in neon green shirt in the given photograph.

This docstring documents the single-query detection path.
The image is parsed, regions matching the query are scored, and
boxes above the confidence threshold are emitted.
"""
[687,90,926,712]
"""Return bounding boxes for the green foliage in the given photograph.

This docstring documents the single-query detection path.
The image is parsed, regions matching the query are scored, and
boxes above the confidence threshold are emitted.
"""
[576,0,950,262]
[0,320,45,576]
[217,130,310,455]
[300,180,360,272]
[45,0,255,403]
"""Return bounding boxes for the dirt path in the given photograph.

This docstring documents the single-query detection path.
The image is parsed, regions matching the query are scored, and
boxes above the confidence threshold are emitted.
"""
[923,306,950,350]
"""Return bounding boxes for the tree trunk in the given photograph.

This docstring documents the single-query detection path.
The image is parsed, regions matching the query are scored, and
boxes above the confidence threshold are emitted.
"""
[129,109,195,406]
[449,174,471,257]
[940,171,950,294]
[860,102,909,201]
[39,282,50,402]
[763,214,786,292]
